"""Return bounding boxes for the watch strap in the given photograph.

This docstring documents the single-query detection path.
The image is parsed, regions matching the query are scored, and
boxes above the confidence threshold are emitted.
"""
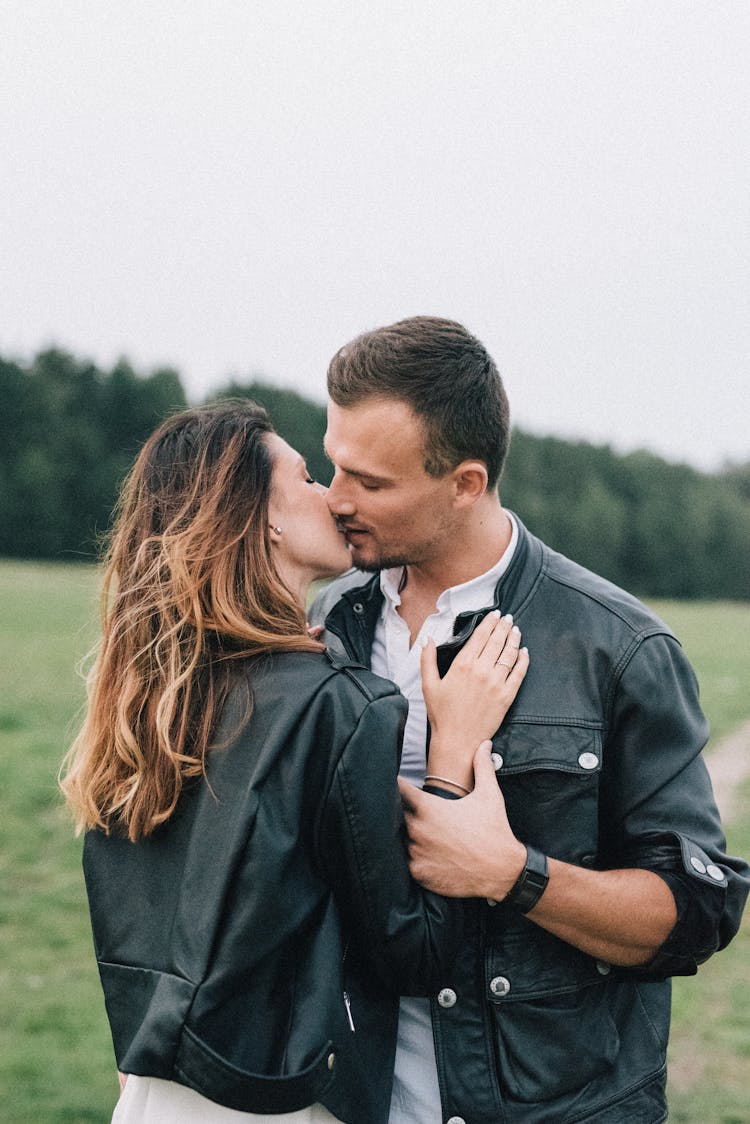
[503,845,549,913]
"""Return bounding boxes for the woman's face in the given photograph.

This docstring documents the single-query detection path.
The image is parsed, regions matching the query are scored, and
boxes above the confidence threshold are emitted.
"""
[266,433,351,593]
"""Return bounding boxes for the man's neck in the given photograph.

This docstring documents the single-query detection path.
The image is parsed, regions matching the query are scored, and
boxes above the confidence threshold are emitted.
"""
[396,505,512,642]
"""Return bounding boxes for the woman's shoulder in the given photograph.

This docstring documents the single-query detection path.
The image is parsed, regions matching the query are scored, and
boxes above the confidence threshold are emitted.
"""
[238,649,403,711]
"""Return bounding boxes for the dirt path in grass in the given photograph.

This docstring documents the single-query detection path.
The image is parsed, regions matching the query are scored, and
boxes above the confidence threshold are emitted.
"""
[704,718,750,826]
[667,719,750,1098]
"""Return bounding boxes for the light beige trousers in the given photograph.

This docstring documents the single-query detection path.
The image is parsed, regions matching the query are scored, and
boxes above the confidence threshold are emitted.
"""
[112,1076,343,1123]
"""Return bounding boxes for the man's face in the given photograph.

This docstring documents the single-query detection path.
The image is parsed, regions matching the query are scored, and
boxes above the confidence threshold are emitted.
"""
[324,398,458,571]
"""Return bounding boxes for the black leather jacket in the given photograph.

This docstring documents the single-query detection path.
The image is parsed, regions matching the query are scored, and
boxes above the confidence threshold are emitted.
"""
[83,650,463,1124]
[311,515,749,1124]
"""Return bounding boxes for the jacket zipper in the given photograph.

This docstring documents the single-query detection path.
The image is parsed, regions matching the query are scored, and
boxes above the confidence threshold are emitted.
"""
[341,942,355,1032]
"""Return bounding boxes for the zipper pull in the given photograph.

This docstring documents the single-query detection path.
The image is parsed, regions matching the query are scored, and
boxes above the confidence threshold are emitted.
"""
[343,990,355,1032]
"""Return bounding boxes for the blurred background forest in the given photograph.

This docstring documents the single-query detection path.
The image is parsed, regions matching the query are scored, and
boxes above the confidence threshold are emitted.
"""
[2,346,748,599]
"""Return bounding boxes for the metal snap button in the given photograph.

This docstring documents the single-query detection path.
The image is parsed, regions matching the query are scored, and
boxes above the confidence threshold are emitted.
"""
[353,602,364,614]
[327,1052,335,1070]
[446,1117,466,1124]
[489,975,511,997]
[596,960,611,975]
[437,987,457,1008]
[706,864,725,881]
[578,752,599,770]
[491,752,504,771]
[690,856,707,875]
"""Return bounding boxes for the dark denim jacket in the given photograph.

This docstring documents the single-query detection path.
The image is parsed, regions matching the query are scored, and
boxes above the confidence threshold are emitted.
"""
[311,514,749,1124]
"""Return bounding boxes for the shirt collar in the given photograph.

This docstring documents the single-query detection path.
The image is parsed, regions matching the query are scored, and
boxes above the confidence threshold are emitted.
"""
[379,512,518,616]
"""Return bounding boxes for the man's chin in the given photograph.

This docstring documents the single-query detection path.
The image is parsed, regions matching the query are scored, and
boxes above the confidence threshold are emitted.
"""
[346,547,381,573]
[348,548,410,573]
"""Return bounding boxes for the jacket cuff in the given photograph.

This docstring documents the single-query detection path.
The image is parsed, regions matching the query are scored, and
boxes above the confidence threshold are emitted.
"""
[622,833,729,978]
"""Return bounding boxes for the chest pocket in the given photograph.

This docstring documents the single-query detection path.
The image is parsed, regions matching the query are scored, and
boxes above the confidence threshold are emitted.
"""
[491,721,603,861]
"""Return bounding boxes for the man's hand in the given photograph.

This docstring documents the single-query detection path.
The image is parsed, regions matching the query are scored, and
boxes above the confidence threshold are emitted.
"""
[399,741,526,899]
[400,743,678,966]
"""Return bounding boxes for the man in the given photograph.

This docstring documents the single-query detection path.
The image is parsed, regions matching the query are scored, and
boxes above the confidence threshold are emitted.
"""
[310,316,749,1124]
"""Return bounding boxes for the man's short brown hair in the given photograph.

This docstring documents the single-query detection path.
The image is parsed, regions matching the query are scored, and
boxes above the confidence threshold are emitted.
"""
[327,316,510,488]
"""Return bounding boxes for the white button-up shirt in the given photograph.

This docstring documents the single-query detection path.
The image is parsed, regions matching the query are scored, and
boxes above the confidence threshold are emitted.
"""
[370,516,518,1124]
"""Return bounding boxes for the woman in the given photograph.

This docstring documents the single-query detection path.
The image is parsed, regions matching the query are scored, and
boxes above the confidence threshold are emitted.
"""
[62,400,528,1124]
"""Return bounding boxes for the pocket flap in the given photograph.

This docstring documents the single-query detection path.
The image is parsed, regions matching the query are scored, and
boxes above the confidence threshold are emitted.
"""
[492,722,603,775]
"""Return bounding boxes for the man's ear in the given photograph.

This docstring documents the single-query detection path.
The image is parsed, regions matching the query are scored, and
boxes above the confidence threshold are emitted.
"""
[452,460,489,506]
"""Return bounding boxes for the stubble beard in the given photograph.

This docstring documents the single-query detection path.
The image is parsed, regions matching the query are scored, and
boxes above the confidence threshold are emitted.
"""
[349,541,430,574]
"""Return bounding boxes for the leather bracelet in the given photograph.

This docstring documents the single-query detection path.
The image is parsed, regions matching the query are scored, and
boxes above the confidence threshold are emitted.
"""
[503,845,549,913]
[423,774,471,796]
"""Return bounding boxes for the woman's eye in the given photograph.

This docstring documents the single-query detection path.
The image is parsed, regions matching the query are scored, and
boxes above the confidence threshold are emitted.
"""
[305,476,316,485]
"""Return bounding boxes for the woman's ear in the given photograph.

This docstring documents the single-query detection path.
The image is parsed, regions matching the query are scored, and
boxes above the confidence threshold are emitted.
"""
[452,460,489,506]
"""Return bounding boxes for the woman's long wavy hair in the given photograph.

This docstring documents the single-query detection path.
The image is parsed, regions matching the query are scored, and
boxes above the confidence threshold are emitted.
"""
[61,400,320,841]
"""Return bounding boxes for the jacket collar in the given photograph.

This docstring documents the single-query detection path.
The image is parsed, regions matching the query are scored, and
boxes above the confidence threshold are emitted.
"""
[323,513,544,667]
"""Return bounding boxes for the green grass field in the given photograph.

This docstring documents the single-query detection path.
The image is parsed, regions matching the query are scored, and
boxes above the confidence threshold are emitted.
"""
[1,561,748,1123]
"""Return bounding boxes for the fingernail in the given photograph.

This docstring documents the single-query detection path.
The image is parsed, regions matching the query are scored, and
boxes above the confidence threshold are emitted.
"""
[420,634,429,647]
[512,625,520,635]
[480,739,493,752]
[491,609,501,618]
[503,613,513,624]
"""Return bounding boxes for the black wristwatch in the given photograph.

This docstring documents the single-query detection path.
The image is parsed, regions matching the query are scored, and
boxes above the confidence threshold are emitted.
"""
[503,845,549,913]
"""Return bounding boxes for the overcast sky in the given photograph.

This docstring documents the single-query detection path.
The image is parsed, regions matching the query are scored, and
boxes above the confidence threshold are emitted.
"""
[2,2,748,470]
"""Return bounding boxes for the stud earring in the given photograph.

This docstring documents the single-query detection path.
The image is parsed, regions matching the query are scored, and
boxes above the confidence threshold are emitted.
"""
[269,524,282,535]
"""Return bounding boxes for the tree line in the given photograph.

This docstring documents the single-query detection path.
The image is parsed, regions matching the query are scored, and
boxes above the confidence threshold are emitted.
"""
[2,348,748,599]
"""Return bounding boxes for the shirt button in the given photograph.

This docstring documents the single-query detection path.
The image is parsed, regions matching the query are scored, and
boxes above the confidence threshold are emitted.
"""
[491,752,504,771]
[489,975,511,997]
[578,752,599,770]
[690,856,707,875]
[437,987,457,1008]
[706,864,725,881]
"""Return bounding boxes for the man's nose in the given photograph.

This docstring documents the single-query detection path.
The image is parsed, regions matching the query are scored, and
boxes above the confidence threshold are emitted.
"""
[326,472,356,516]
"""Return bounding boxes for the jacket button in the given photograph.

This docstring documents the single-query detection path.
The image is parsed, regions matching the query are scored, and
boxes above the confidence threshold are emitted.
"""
[437,987,457,1008]
[690,856,707,874]
[353,602,364,614]
[447,1117,466,1124]
[489,975,511,997]
[596,961,611,975]
[491,752,503,771]
[706,864,725,881]
[327,1052,335,1070]
[578,752,599,770]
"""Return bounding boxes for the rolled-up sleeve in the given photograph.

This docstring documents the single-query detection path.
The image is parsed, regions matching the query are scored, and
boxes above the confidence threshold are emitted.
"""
[602,632,750,977]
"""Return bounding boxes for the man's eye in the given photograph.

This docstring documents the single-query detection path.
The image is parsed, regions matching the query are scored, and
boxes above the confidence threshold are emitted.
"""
[305,476,316,485]
[360,481,380,492]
